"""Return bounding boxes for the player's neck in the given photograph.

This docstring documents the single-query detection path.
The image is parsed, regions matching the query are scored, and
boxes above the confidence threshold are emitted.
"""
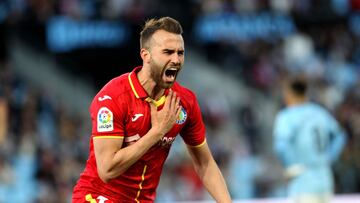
[151,86,165,100]
[287,96,307,106]
[137,67,165,100]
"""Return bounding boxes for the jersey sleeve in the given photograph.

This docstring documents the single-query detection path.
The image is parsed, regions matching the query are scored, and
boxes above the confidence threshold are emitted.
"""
[323,111,346,163]
[90,93,125,137]
[273,112,295,167]
[180,93,206,147]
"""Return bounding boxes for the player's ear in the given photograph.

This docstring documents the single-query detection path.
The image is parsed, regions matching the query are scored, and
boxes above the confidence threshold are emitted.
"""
[140,48,151,64]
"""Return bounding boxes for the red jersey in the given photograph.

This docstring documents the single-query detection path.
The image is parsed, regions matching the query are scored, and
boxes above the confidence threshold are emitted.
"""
[72,67,206,203]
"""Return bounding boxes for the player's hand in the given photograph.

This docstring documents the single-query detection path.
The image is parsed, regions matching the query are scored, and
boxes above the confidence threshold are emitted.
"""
[284,164,306,182]
[150,90,181,138]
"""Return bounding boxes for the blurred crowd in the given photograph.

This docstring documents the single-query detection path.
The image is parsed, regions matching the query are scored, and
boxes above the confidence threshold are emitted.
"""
[0,0,359,202]
[194,0,360,200]
[0,65,89,202]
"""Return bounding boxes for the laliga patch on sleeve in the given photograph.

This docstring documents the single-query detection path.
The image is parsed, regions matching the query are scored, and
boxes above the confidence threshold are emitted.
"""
[97,107,114,132]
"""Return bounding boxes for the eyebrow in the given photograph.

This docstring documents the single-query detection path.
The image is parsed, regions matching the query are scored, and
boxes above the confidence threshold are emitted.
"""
[162,49,185,53]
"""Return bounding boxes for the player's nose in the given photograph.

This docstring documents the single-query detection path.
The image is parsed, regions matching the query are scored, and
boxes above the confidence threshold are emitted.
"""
[170,53,182,66]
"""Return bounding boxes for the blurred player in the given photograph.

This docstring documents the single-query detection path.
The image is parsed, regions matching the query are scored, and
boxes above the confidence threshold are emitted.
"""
[72,17,231,203]
[273,78,346,203]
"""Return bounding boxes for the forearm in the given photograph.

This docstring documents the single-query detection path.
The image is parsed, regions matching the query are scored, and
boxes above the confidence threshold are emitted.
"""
[194,159,232,203]
[98,128,163,182]
[96,91,180,182]
[275,138,295,167]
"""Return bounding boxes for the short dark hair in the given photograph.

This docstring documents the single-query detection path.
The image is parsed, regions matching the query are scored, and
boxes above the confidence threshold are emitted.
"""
[289,77,307,96]
[140,17,183,49]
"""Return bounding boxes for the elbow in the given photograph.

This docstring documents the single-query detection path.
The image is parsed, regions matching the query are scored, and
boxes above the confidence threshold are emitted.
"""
[193,157,212,177]
[98,170,113,183]
[97,166,127,184]
[97,166,119,184]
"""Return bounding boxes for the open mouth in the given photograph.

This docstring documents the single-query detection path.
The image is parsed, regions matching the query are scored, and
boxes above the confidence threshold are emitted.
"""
[163,67,179,82]
[165,68,178,77]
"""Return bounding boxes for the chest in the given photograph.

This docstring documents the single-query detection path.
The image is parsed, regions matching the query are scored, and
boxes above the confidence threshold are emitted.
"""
[123,98,188,145]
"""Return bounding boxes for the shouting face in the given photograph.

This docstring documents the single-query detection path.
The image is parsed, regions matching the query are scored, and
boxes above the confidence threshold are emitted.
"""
[145,30,185,89]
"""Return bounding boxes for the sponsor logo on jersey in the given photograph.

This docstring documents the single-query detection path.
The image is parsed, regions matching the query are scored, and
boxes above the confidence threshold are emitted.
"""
[98,95,112,101]
[97,195,109,203]
[131,113,143,122]
[85,194,110,203]
[159,136,176,148]
[97,107,113,132]
[176,107,187,124]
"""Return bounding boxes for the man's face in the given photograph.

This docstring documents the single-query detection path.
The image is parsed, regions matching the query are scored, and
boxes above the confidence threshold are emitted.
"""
[147,30,185,89]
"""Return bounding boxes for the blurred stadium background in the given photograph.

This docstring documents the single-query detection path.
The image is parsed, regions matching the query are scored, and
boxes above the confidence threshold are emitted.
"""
[0,0,359,202]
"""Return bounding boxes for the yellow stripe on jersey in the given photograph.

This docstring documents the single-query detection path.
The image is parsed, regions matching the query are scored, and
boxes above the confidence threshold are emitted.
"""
[128,72,140,99]
[153,95,166,107]
[145,95,166,108]
[135,165,148,203]
[93,135,124,139]
[187,139,207,148]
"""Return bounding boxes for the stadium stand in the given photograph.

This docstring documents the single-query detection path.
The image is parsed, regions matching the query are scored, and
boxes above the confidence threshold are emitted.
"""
[0,0,359,202]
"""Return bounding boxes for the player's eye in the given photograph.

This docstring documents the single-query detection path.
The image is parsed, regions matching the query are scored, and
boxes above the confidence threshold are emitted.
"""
[163,49,176,55]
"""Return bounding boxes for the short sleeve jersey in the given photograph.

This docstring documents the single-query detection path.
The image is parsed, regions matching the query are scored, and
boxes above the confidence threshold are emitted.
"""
[273,102,346,196]
[72,67,206,203]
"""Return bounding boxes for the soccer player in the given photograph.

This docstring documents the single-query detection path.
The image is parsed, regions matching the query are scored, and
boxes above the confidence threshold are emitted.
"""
[273,78,346,203]
[72,17,232,203]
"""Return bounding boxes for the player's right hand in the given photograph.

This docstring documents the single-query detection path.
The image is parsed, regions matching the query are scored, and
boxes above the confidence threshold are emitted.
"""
[150,90,181,138]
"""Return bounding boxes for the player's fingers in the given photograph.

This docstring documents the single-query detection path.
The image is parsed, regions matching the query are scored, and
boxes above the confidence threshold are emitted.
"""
[163,90,173,109]
[170,91,177,110]
[150,102,157,116]
[175,105,182,119]
[175,96,180,109]
[170,95,179,115]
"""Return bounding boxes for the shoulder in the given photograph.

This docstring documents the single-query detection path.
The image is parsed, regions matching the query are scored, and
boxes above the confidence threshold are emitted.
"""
[308,102,331,117]
[90,73,131,111]
[276,107,290,120]
[95,73,133,101]
[311,103,338,123]
[99,73,130,96]
[274,107,293,128]
[172,82,197,101]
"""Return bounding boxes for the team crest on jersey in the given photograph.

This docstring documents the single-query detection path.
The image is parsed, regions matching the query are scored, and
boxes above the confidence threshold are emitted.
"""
[176,107,187,124]
[97,107,113,132]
